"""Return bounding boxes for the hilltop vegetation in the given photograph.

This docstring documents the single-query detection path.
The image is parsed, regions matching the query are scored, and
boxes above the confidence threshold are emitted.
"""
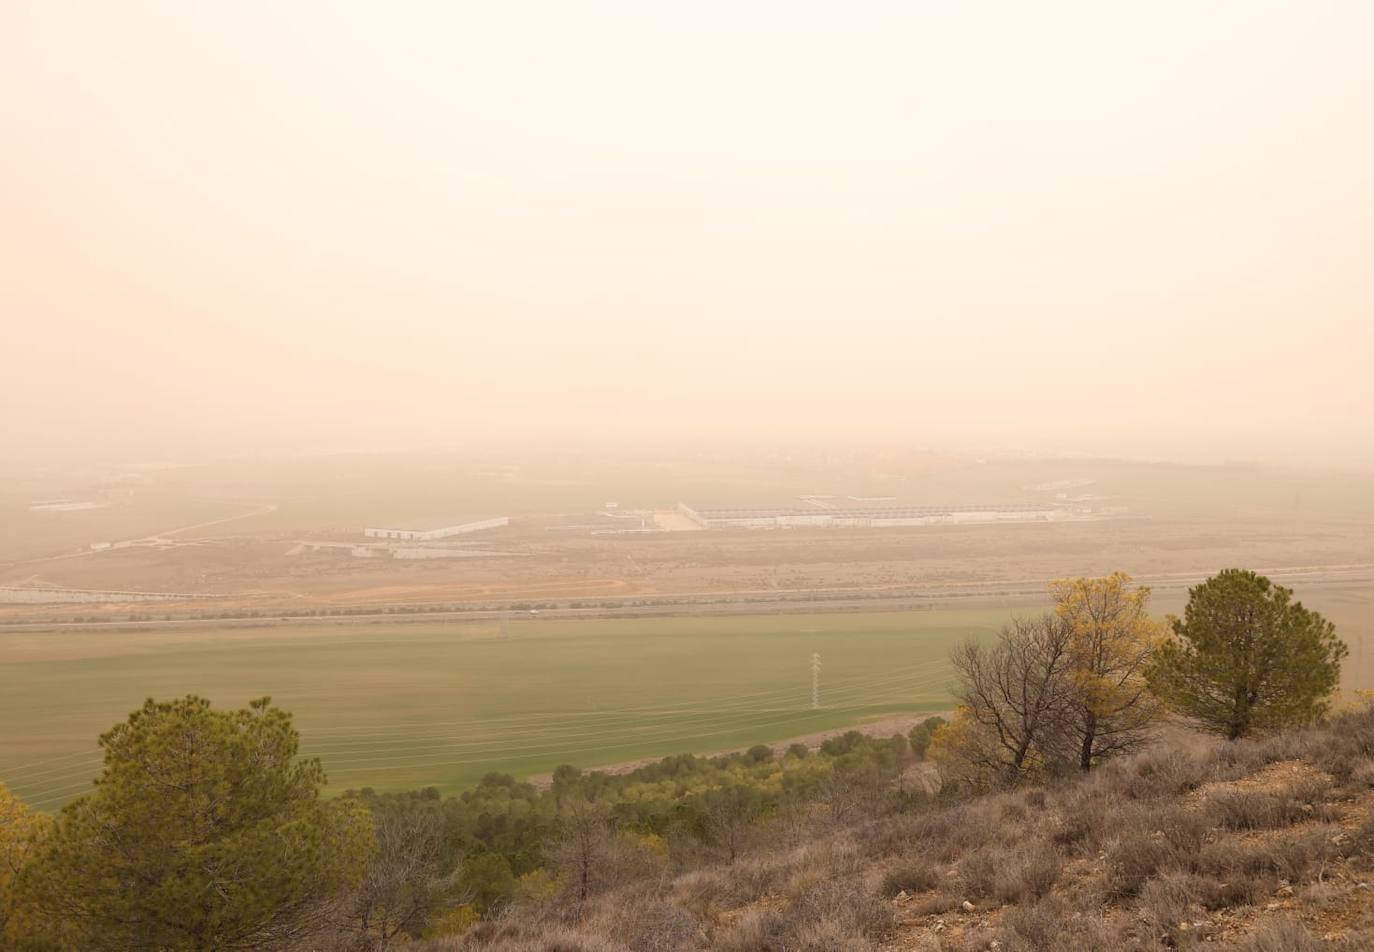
[436,703,1374,951]
[7,701,1374,950]
[0,570,1366,950]
[0,704,918,950]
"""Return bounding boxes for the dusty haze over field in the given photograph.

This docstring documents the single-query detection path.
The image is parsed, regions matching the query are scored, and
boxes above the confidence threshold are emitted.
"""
[3,1,1372,464]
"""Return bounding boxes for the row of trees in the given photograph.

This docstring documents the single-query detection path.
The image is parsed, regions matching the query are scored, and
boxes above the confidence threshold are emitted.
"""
[933,569,1348,788]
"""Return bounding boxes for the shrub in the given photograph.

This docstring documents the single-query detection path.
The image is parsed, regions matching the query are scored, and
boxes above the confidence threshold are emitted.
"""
[714,876,892,952]
[880,860,940,897]
[1348,812,1374,858]
[1195,873,1269,910]
[1348,759,1374,788]
[1050,800,1108,851]
[1107,834,1186,898]
[1138,872,1201,944]
[1205,790,1303,831]
[1266,828,1340,881]
[997,896,1067,950]
[620,898,703,952]
[904,803,1006,862]
[909,890,963,916]
[993,845,1061,904]
[1196,838,1276,881]
[712,906,786,952]
[1126,746,1215,799]
[958,848,1002,899]
[1234,917,1322,952]
[1204,772,1335,832]
[676,854,788,911]
[745,744,774,764]
[909,716,947,760]
[787,877,894,943]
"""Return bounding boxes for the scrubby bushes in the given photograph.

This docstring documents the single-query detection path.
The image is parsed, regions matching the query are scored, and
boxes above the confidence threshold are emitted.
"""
[879,860,940,897]
[5,654,1373,950]
[409,697,1374,950]
[407,703,1374,951]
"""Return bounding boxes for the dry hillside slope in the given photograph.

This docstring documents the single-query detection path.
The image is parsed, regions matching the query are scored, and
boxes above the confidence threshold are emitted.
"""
[423,710,1374,951]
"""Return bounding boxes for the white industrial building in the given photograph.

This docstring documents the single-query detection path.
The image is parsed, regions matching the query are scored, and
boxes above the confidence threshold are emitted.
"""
[678,500,1060,530]
[363,516,509,541]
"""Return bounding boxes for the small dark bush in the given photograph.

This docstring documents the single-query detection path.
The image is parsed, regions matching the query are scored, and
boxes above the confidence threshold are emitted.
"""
[880,860,940,896]
[909,890,963,917]
[1195,873,1269,910]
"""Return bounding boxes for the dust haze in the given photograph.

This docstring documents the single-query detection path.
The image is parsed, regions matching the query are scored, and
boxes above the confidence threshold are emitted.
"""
[3,1,1372,466]
[10,18,1374,943]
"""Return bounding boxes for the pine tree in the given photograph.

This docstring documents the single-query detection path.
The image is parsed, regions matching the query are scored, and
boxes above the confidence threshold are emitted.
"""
[1145,570,1347,739]
[19,696,374,951]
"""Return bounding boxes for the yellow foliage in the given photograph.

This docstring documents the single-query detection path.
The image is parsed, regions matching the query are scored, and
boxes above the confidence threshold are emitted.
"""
[629,830,668,857]
[513,867,562,905]
[927,707,1007,790]
[1051,572,1165,719]
[0,782,50,943]
[423,903,481,938]
[1337,688,1374,714]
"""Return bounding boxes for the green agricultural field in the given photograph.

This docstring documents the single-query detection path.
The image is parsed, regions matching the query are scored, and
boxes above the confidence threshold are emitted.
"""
[0,606,1025,811]
[3,582,1368,813]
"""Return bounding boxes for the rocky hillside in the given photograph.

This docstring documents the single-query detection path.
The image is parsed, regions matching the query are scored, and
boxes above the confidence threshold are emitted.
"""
[424,708,1374,951]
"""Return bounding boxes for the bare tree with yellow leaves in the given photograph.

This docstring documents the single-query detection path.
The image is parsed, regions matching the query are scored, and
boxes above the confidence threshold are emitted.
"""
[1049,573,1166,771]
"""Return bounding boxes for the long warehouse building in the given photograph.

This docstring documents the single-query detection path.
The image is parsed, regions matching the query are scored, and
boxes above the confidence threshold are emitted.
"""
[363,516,509,541]
[678,501,1060,529]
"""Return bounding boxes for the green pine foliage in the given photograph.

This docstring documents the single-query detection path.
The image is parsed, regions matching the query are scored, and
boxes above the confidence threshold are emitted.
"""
[340,730,911,913]
[18,696,374,951]
[1146,570,1348,739]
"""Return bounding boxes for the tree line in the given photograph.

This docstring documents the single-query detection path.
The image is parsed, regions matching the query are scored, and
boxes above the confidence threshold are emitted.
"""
[0,703,918,949]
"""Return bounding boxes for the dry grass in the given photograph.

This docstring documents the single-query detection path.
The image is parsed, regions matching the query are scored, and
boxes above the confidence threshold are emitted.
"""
[417,706,1374,952]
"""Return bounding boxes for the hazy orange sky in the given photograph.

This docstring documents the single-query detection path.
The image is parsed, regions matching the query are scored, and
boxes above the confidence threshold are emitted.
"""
[3,1,1372,463]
